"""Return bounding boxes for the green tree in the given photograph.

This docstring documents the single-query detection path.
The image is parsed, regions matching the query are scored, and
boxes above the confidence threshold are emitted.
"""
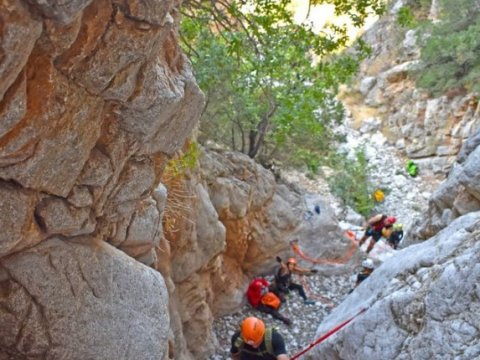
[415,0,480,95]
[180,0,384,168]
[327,148,375,216]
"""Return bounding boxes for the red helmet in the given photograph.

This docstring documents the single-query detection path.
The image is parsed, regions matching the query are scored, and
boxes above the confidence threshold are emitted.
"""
[241,317,265,347]
[287,257,297,265]
[385,216,396,225]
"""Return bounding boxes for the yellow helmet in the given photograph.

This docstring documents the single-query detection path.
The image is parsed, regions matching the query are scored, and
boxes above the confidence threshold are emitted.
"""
[373,189,385,202]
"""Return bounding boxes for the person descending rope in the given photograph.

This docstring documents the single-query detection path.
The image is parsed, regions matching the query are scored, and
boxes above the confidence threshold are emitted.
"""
[355,259,375,287]
[271,257,317,305]
[348,258,375,294]
[230,317,288,360]
[387,223,404,249]
[358,214,396,254]
[246,278,291,326]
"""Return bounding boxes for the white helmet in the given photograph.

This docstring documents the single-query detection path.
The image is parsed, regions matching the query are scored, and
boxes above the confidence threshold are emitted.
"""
[362,259,374,269]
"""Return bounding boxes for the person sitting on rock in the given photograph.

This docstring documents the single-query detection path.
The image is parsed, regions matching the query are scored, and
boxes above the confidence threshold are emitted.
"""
[246,278,291,326]
[271,257,317,305]
[387,223,404,249]
[358,214,396,253]
[230,316,288,360]
[355,259,375,287]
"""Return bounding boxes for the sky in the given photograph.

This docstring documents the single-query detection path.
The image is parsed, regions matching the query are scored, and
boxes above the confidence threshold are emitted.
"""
[291,0,379,43]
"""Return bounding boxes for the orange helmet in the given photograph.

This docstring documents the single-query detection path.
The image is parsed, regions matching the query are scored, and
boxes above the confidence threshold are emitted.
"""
[241,317,265,347]
[287,257,297,265]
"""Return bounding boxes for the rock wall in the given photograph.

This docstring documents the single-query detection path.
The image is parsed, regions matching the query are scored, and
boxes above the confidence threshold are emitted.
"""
[305,3,480,357]
[158,148,355,359]
[308,212,480,360]
[343,0,479,177]
[0,0,203,358]
[412,128,480,240]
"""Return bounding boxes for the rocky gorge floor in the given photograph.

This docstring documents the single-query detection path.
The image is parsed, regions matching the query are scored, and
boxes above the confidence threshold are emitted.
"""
[208,115,444,359]
[209,271,355,359]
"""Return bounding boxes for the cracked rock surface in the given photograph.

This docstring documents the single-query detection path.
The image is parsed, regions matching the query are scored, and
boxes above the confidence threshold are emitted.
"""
[307,212,480,360]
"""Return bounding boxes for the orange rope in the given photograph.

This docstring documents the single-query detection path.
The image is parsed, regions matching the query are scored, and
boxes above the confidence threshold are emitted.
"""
[299,277,334,308]
[290,231,358,266]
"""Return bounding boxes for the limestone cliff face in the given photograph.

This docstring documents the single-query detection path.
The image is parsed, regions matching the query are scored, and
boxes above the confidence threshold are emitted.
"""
[309,212,480,360]
[305,2,480,358]
[412,129,480,240]
[344,0,479,177]
[0,0,203,358]
[0,3,354,358]
[347,0,480,241]
[158,148,354,359]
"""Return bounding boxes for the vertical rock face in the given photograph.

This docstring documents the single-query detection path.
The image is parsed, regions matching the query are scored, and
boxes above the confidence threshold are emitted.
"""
[412,129,480,241]
[0,238,169,359]
[344,0,479,177]
[0,0,203,358]
[158,148,354,359]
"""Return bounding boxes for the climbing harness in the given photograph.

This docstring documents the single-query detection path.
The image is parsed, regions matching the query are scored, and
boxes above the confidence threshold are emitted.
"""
[290,231,358,266]
[289,307,368,360]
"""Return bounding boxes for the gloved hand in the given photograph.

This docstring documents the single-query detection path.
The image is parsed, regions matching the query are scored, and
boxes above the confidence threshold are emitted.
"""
[310,269,318,274]
[276,256,282,263]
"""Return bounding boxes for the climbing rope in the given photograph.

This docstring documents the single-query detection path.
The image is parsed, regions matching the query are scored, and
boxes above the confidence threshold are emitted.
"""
[298,276,334,308]
[289,307,368,360]
[290,230,358,266]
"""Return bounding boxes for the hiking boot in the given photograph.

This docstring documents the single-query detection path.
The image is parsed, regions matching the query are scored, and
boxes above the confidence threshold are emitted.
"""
[304,299,316,305]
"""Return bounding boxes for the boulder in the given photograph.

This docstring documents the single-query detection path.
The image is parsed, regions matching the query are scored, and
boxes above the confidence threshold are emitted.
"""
[308,213,480,360]
[0,237,169,359]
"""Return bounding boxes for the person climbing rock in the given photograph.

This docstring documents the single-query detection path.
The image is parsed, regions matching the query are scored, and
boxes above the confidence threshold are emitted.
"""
[230,317,288,360]
[387,223,404,249]
[355,259,375,287]
[246,278,291,326]
[271,257,317,305]
[358,214,396,253]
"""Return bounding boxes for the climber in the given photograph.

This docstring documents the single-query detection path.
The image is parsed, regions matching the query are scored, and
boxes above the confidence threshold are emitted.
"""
[246,278,291,326]
[358,214,396,253]
[271,257,317,305]
[230,316,288,360]
[355,259,375,287]
[387,223,404,249]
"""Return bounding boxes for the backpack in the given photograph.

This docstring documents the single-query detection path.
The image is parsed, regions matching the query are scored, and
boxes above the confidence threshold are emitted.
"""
[234,327,275,357]
[406,160,418,177]
[246,278,270,307]
[260,291,281,310]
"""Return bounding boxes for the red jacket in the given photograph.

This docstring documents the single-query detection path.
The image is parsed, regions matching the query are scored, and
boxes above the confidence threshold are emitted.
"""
[246,278,269,307]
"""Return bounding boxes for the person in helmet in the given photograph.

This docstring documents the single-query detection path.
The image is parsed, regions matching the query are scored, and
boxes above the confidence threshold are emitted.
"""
[358,214,396,253]
[246,278,291,326]
[230,317,288,360]
[355,259,375,287]
[271,256,317,305]
[387,223,404,249]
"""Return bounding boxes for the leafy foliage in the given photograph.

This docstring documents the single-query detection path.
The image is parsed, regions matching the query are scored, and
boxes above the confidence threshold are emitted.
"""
[397,6,418,28]
[180,0,384,168]
[414,0,480,95]
[164,141,200,178]
[327,148,375,216]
